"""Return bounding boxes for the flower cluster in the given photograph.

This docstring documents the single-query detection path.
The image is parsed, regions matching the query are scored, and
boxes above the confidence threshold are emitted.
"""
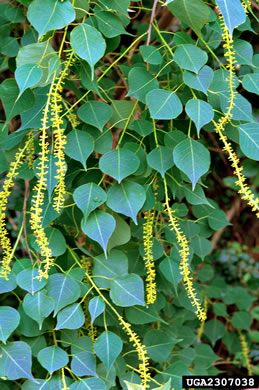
[214,11,259,218]
[143,208,157,305]
[118,315,151,388]
[164,180,206,321]
[239,331,252,376]
[0,146,27,279]
[197,296,208,341]
[51,50,75,213]
[30,89,54,280]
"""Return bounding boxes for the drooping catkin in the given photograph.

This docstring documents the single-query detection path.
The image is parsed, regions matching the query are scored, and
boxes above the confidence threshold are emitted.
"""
[163,179,206,321]
[214,11,259,217]
[30,82,54,280]
[118,316,151,388]
[0,145,28,279]
[239,331,252,376]
[143,208,157,305]
[50,49,75,213]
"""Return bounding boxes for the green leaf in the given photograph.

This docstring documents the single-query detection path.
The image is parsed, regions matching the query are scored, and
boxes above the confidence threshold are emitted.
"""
[109,100,135,129]
[183,184,213,207]
[30,226,66,257]
[0,79,34,133]
[100,0,130,14]
[17,41,59,87]
[233,39,254,66]
[193,344,218,368]
[97,12,128,38]
[70,378,106,390]
[92,249,128,289]
[127,67,159,103]
[16,268,47,295]
[191,236,212,260]
[126,306,167,325]
[130,119,153,137]
[221,93,253,122]
[215,0,246,39]
[0,341,35,381]
[238,123,259,161]
[56,303,85,330]
[99,149,140,183]
[186,99,214,136]
[107,182,146,224]
[37,346,69,374]
[27,0,75,38]
[183,66,213,95]
[159,256,182,295]
[146,89,183,120]
[46,273,81,316]
[23,291,54,330]
[163,361,191,390]
[208,210,230,230]
[77,101,112,132]
[71,24,106,79]
[110,274,145,307]
[19,87,50,131]
[15,64,42,97]
[166,0,210,35]
[0,271,17,293]
[145,330,179,363]
[174,45,208,73]
[204,319,226,346]
[94,331,122,369]
[0,37,19,57]
[65,130,94,169]
[81,210,116,256]
[0,307,20,343]
[242,73,259,95]
[173,138,210,189]
[74,183,107,219]
[89,297,105,323]
[140,45,162,65]
[71,351,96,377]
[231,311,252,330]
[107,213,131,251]
[147,146,174,177]
[124,383,144,390]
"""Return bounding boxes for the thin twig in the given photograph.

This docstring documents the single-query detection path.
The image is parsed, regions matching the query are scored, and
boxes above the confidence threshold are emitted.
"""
[23,180,34,265]
[147,0,159,46]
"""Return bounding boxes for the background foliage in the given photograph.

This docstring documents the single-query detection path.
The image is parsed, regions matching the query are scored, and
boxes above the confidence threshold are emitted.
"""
[0,0,258,389]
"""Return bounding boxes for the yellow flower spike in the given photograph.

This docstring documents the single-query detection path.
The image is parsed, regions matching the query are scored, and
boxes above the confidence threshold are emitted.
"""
[30,79,55,280]
[163,178,207,322]
[214,10,259,218]
[197,296,208,341]
[51,50,75,213]
[0,142,31,279]
[25,131,35,169]
[118,316,151,389]
[143,208,157,305]
[239,331,252,376]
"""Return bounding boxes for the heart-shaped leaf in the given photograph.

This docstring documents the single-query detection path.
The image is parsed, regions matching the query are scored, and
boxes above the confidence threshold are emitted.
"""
[27,0,75,39]
[183,66,213,94]
[99,149,140,183]
[146,89,183,120]
[73,183,107,219]
[71,24,106,79]
[94,331,122,369]
[65,130,94,169]
[185,99,214,136]
[0,306,20,343]
[107,182,146,224]
[81,210,116,256]
[173,138,210,189]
